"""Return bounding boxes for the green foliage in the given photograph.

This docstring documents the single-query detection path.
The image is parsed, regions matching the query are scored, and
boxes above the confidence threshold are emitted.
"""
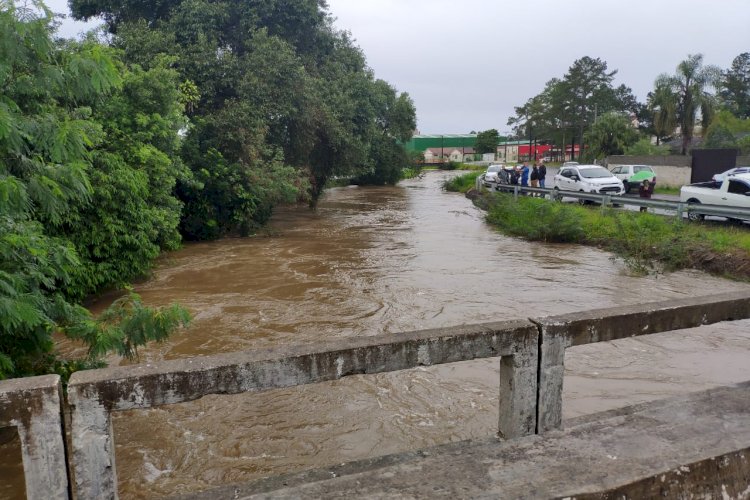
[486,195,585,243]
[475,129,499,154]
[583,112,639,161]
[477,192,750,278]
[625,138,671,155]
[442,172,481,193]
[507,57,642,160]
[86,0,416,233]
[703,110,750,153]
[655,54,721,154]
[719,53,750,119]
[0,2,191,380]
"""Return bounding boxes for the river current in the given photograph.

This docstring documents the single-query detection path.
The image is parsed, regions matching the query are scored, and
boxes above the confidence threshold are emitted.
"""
[2,171,749,499]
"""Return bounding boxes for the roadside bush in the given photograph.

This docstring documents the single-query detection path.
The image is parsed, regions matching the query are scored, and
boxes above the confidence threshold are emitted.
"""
[486,194,585,243]
[443,172,482,192]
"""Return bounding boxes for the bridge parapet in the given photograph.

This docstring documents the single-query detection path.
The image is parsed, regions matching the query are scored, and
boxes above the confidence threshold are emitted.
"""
[67,319,539,499]
[533,290,750,433]
[0,374,68,499]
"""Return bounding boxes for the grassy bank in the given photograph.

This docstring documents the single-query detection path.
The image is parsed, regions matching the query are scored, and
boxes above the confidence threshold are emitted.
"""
[474,191,750,278]
[443,172,483,192]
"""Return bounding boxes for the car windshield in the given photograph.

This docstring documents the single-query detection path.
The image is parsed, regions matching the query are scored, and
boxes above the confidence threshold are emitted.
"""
[634,166,653,173]
[487,166,501,173]
[579,167,612,179]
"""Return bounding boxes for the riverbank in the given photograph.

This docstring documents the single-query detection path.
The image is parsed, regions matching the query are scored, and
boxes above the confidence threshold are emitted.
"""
[465,187,750,279]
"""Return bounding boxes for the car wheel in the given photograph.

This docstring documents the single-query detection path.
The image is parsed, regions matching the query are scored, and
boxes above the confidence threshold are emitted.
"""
[686,199,704,221]
[577,191,588,205]
[552,187,562,201]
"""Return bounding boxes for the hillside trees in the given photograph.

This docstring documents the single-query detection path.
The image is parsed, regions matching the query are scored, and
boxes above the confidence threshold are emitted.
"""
[71,0,416,238]
[0,2,189,379]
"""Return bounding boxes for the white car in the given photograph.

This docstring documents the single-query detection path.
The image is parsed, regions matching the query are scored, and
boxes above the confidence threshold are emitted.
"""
[712,166,750,183]
[483,164,504,186]
[553,165,625,199]
[609,165,656,193]
[680,172,750,221]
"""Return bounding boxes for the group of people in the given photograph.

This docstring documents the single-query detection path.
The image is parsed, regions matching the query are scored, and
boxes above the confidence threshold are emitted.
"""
[504,160,547,189]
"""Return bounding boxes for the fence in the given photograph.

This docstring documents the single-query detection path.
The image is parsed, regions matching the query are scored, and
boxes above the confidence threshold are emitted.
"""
[478,177,750,221]
[2,292,750,499]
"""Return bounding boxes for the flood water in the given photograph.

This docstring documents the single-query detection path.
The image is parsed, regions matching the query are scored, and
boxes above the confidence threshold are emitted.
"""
[3,171,749,499]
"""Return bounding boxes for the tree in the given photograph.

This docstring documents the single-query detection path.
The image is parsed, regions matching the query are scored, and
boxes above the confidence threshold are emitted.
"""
[583,112,639,160]
[75,0,416,237]
[507,58,642,160]
[703,110,750,153]
[475,129,499,155]
[0,2,189,380]
[655,54,721,154]
[719,52,750,119]
[647,82,678,145]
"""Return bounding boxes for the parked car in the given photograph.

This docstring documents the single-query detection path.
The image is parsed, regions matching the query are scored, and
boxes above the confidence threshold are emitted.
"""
[680,172,750,221]
[712,166,750,183]
[483,164,505,186]
[553,165,625,201]
[610,165,656,193]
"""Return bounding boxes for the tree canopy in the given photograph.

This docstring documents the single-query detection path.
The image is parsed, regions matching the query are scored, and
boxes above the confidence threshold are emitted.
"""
[475,129,500,155]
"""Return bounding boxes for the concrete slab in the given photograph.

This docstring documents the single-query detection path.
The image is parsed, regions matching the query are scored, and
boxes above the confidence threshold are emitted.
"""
[175,382,750,499]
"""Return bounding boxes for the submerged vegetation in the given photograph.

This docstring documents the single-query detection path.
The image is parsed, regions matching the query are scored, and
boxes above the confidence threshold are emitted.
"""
[475,192,750,278]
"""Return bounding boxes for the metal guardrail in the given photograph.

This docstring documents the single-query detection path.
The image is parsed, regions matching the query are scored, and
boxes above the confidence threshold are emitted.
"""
[476,176,750,221]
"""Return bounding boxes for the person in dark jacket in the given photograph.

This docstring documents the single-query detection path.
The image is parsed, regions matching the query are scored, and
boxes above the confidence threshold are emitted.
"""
[638,178,655,212]
[530,164,540,188]
[538,160,547,188]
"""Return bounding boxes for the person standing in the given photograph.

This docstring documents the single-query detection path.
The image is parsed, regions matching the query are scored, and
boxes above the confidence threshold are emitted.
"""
[530,163,539,189]
[538,160,547,188]
[638,178,655,212]
[520,161,530,187]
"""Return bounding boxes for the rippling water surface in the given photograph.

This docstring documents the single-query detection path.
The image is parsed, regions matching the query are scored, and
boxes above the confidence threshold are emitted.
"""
[5,171,748,499]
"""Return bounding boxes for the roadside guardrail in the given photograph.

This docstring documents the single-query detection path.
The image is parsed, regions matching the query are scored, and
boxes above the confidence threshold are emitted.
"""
[476,176,750,222]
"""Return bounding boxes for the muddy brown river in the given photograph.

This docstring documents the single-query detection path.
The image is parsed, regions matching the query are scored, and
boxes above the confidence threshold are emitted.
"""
[2,171,750,499]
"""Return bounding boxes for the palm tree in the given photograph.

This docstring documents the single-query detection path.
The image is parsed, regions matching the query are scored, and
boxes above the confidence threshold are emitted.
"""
[647,83,677,146]
[655,54,720,154]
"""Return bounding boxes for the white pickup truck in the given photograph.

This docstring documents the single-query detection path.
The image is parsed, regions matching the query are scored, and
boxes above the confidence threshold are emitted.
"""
[680,173,750,221]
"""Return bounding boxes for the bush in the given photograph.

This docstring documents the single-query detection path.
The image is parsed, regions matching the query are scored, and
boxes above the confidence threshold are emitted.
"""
[485,194,585,243]
[443,172,482,192]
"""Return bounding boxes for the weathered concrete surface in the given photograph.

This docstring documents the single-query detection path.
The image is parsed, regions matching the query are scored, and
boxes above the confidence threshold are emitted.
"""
[534,290,750,432]
[174,382,750,500]
[67,320,538,499]
[0,375,68,500]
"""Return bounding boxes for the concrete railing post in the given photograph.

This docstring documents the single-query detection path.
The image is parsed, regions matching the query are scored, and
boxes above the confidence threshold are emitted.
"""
[498,338,538,439]
[533,291,750,433]
[67,383,118,500]
[0,375,69,500]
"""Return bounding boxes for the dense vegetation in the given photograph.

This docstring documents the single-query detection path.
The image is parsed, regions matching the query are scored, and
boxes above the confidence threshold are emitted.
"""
[0,0,416,379]
[477,193,750,278]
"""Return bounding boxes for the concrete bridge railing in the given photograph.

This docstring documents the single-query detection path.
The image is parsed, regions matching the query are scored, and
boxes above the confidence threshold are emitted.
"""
[2,291,750,499]
[67,320,539,499]
[0,375,68,499]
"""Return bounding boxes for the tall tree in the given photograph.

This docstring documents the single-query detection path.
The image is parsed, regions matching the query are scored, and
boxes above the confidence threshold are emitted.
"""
[647,82,678,145]
[583,112,639,160]
[475,129,500,155]
[719,52,750,119]
[72,0,416,238]
[655,54,720,154]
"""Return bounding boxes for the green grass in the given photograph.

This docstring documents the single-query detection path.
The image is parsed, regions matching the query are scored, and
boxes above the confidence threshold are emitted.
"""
[480,192,750,278]
[443,172,483,193]
[653,186,681,196]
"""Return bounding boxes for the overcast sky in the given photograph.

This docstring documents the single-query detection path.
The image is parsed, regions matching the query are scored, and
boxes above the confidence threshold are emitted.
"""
[48,0,750,135]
